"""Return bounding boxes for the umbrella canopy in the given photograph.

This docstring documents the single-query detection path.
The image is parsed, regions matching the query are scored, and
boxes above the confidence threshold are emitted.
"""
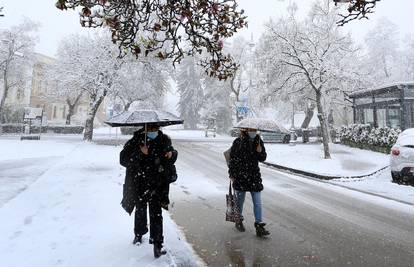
[105,110,184,127]
[234,118,289,133]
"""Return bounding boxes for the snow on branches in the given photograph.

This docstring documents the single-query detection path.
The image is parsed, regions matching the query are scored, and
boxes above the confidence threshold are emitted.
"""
[55,0,247,80]
[0,19,39,123]
[256,1,365,158]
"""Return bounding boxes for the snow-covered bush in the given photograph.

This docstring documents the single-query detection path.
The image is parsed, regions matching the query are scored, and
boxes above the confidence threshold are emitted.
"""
[47,125,84,134]
[0,124,84,134]
[339,124,401,150]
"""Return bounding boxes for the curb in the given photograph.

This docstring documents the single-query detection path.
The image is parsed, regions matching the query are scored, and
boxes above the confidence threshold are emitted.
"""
[262,162,389,180]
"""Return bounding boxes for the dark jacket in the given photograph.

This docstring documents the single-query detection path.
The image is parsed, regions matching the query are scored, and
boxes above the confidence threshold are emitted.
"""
[228,133,267,192]
[120,129,177,214]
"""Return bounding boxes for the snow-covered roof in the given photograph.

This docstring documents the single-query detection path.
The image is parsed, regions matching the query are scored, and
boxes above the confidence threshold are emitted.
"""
[349,81,414,98]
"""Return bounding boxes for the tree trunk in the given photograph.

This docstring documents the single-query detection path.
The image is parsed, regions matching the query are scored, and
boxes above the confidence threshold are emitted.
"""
[66,105,74,125]
[300,102,316,129]
[124,101,132,111]
[66,93,83,125]
[315,91,331,159]
[0,68,10,123]
[83,93,106,141]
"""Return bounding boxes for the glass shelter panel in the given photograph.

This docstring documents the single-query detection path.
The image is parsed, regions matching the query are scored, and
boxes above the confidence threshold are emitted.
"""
[377,109,387,127]
[374,90,400,103]
[363,108,374,126]
[388,105,401,129]
[403,86,414,100]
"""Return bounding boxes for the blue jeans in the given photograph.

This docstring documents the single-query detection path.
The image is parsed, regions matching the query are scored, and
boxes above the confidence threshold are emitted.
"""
[235,191,262,223]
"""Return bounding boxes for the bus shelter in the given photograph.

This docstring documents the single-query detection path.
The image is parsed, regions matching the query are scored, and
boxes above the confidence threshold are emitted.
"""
[349,82,414,130]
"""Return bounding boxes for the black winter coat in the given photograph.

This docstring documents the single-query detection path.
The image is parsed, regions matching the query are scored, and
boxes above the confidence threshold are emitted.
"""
[120,129,177,214]
[228,134,267,192]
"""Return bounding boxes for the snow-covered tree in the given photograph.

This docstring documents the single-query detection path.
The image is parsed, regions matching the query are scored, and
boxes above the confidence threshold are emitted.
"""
[115,56,170,112]
[201,77,232,133]
[177,57,204,129]
[0,19,38,122]
[54,32,124,141]
[364,17,399,85]
[257,0,363,159]
[49,34,86,125]
[225,36,254,122]
[396,35,414,82]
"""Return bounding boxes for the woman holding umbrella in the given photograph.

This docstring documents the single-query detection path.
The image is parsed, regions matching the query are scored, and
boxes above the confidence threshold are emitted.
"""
[108,110,181,258]
[120,124,177,257]
[228,127,270,237]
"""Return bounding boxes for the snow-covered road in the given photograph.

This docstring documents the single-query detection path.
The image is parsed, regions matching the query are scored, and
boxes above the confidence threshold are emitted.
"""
[169,141,414,267]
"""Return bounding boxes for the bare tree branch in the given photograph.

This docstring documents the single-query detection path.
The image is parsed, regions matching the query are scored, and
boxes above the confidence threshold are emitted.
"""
[335,0,380,26]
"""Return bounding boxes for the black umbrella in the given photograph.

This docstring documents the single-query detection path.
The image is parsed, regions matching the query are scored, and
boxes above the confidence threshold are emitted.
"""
[105,110,184,145]
[105,110,183,127]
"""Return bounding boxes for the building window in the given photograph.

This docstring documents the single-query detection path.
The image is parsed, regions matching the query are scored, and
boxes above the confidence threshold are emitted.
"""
[53,106,57,119]
[388,108,400,129]
[377,109,387,127]
[363,108,374,126]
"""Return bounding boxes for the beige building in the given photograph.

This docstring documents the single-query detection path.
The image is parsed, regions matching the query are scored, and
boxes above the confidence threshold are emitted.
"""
[5,53,107,125]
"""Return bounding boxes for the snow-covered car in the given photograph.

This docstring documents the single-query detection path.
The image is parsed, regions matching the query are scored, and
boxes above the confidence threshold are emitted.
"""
[390,128,414,184]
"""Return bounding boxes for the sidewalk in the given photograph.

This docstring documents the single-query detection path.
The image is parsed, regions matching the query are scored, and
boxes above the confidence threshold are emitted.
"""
[265,142,389,178]
[264,142,414,205]
[0,138,201,267]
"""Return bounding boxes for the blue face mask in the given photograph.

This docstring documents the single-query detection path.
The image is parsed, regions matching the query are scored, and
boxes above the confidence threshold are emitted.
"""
[248,132,257,139]
[147,131,158,140]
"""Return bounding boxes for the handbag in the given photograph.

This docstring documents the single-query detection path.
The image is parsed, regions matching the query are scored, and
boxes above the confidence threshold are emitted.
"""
[223,147,231,167]
[225,181,242,223]
[168,164,177,183]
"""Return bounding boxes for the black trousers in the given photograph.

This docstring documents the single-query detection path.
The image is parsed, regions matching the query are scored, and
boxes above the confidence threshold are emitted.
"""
[134,197,163,244]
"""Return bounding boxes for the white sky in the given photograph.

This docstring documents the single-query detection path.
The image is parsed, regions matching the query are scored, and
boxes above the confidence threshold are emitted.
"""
[1,0,414,57]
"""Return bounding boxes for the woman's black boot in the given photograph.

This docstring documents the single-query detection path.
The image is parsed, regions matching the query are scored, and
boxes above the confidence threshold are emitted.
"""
[153,242,167,258]
[254,222,270,237]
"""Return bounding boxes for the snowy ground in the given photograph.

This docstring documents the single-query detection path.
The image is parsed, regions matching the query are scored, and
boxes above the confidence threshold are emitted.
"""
[266,142,389,177]
[1,130,414,266]
[266,143,414,205]
[0,137,202,267]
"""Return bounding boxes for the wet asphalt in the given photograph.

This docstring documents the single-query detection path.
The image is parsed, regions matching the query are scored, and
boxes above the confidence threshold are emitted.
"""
[168,141,414,267]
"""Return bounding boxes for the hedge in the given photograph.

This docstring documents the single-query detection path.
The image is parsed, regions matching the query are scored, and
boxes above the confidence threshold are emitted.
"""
[0,124,84,134]
[338,124,400,154]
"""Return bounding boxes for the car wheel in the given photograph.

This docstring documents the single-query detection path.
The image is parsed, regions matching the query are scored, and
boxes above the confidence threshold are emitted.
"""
[283,135,290,144]
[391,172,401,184]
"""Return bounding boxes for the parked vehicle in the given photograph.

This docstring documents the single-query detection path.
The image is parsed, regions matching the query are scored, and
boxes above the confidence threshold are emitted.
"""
[390,128,414,184]
[261,130,291,143]
[229,128,239,137]
[231,118,293,143]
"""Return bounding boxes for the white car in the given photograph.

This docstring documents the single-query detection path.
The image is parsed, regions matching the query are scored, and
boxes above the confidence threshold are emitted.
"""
[390,128,414,184]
